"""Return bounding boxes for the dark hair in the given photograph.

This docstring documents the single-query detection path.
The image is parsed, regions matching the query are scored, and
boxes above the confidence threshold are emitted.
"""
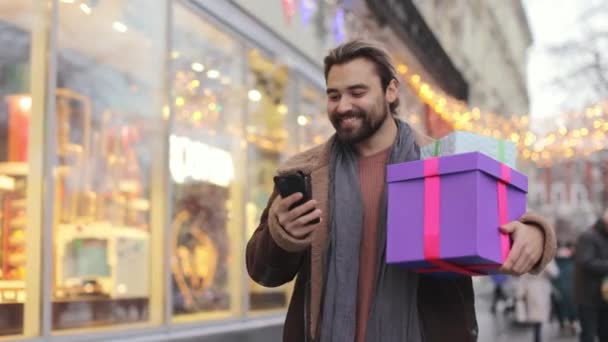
[324,39,400,115]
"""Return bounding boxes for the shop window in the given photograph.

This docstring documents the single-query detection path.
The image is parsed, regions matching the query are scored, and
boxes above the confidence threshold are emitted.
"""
[0,1,46,338]
[296,80,333,151]
[170,3,245,321]
[51,0,167,331]
[245,49,298,312]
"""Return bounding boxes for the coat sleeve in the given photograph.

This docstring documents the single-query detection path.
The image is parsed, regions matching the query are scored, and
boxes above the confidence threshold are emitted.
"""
[575,232,608,275]
[245,190,310,287]
[519,211,557,274]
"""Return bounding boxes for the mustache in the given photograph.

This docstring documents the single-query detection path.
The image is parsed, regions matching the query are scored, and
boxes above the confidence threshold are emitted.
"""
[333,110,366,121]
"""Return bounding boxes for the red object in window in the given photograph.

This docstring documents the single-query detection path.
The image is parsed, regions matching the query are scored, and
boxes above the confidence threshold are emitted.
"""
[6,95,31,162]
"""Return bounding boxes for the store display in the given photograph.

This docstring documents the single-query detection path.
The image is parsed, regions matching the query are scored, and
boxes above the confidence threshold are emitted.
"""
[171,183,230,314]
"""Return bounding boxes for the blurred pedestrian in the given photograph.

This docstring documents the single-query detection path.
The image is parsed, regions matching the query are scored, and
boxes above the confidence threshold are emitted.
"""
[552,240,578,336]
[574,208,608,342]
[515,260,559,342]
[490,273,509,314]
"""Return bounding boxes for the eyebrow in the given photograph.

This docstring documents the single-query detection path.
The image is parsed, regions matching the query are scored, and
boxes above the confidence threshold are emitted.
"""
[326,84,369,94]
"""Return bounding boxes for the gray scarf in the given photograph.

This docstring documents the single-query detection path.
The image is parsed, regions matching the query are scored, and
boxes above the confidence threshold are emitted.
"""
[320,119,422,342]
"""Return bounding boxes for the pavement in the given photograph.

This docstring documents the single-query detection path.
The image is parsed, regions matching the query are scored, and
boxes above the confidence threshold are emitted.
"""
[474,277,578,342]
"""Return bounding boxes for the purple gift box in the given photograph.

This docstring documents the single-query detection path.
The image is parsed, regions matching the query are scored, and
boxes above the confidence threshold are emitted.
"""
[386,152,528,275]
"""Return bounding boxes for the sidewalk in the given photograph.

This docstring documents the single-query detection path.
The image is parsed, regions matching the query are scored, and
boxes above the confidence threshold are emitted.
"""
[474,277,577,342]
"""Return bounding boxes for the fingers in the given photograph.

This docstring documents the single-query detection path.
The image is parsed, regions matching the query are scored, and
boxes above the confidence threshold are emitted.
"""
[500,240,523,275]
[272,192,321,238]
[287,200,318,222]
[288,223,317,239]
[277,192,303,212]
[295,208,322,226]
[499,221,520,234]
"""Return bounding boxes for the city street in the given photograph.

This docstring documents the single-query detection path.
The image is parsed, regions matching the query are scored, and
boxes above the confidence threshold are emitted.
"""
[474,278,577,342]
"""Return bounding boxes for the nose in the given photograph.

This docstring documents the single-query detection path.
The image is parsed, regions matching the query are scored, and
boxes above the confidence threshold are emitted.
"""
[335,97,353,114]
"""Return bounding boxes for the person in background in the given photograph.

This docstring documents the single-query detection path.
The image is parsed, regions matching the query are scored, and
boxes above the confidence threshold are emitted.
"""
[552,240,578,336]
[515,260,559,342]
[574,208,608,342]
[490,273,509,315]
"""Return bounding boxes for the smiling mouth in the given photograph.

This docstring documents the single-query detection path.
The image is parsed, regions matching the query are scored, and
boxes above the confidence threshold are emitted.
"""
[339,116,360,127]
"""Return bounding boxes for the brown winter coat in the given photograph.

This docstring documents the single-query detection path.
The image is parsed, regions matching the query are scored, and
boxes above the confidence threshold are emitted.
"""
[246,130,557,342]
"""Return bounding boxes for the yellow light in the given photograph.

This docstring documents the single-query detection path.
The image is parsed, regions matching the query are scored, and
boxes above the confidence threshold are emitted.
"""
[208,103,217,111]
[61,0,75,3]
[248,89,262,102]
[207,69,220,79]
[297,115,309,126]
[397,64,408,74]
[559,127,568,136]
[18,96,32,112]
[192,111,202,121]
[277,104,288,115]
[531,153,539,162]
[594,120,602,129]
[565,149,574,158]
[581,128,589,136]
[523,149,531,159]
[171,51,180,59]
[162,105,170,120]
[220,77,231,85]
[189,80,200,89]
[594,106,602,117]
[510,133,520,143]
[472,108,481,120]
[411,75,421,84]
[80,3,92,14]
[112,21,128,33]
[191,63,205,72]
[175,97,185,107]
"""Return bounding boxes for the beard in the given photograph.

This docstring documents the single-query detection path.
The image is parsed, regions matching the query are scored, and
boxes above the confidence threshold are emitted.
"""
[329,103,389,145]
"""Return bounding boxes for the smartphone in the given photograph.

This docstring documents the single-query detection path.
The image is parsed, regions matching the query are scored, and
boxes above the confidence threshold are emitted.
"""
[273,171,320,224]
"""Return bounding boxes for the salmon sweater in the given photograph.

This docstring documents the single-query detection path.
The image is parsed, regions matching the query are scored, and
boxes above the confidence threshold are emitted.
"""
[355,147,391,342]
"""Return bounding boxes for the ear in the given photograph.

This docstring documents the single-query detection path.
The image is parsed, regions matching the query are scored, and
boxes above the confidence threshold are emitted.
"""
[385,78,399,104]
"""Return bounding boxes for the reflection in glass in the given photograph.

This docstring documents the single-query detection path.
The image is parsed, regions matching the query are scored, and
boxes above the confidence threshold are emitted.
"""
[245,50,296,312]
[0,2,35,336]
[170,4,244,318]
[51,0,165,330]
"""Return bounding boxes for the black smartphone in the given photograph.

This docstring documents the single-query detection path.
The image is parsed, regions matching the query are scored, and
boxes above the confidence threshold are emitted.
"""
[273,171,320,224]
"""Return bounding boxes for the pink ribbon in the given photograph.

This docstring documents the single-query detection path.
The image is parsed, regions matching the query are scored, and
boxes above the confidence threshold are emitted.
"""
[422,158,482,276]
[497,164,512,262]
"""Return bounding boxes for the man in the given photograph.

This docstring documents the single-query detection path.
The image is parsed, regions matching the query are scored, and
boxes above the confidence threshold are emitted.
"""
[246,40,556,342]
[574,209,608,342]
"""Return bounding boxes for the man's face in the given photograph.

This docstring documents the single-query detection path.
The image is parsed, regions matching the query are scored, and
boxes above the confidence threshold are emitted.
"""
[325,58,395,144]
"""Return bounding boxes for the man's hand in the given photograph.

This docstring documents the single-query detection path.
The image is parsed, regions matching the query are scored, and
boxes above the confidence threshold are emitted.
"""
[499,221,544,275]
[269,193,322,239]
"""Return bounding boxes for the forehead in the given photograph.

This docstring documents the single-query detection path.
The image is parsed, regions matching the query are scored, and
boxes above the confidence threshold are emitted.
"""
[326,57,382,90]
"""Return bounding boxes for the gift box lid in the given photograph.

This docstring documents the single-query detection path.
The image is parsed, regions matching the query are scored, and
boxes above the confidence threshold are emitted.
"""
[387,152,528,192]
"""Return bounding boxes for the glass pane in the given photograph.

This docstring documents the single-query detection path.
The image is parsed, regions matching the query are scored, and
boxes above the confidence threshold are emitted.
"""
[170,4,244,319]
[0,1,38,337]
[52,0,166,331]
[246,49,297,312]
[296,80,332,151]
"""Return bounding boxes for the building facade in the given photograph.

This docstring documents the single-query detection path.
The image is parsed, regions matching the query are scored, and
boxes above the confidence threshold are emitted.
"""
[412,0,533,116]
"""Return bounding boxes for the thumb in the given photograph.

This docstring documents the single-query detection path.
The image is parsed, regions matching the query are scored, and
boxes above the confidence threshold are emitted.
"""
[499,221,518,234]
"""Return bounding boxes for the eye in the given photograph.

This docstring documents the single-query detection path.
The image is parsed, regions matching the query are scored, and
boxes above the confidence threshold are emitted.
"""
[328,94,341,101]
[351,90,366,97]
